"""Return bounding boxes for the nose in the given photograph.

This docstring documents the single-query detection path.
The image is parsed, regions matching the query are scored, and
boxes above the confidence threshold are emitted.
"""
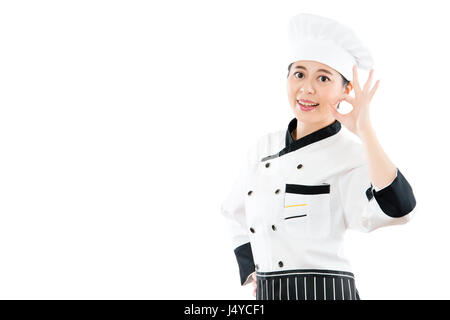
[300,82,314,94]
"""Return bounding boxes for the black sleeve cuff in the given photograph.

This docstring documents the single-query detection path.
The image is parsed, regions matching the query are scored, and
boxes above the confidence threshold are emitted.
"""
[365,168,416,218]
[233,242,255,286]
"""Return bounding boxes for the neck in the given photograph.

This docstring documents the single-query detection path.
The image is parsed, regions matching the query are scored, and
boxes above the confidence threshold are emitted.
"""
[292,117,336,141]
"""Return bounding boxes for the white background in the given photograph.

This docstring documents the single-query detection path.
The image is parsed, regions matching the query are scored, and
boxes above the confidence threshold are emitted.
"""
[0,0,448,299]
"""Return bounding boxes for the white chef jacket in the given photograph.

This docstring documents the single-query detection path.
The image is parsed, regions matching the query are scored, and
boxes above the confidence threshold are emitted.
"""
[220,118,417,293]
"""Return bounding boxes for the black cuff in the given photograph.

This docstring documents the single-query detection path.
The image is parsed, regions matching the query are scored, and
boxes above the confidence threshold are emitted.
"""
[365,168,416,218]
[234,242,255,286]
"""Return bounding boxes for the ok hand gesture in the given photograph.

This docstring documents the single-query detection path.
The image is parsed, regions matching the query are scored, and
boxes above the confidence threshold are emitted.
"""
[328,64,380,137]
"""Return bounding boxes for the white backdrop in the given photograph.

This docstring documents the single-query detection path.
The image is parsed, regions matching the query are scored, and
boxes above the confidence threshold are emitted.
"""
[0,0,448,299]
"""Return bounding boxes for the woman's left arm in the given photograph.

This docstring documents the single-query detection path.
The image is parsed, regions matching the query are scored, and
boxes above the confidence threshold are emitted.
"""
[330,65,416,219]
[329,64,396,189]
[359,125,397,190]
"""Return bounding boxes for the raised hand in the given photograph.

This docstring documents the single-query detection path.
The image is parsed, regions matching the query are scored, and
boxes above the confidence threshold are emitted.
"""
[328,64,380,137]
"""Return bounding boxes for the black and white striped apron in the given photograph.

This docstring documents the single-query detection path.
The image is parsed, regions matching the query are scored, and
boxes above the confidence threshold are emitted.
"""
[255,269,360,300]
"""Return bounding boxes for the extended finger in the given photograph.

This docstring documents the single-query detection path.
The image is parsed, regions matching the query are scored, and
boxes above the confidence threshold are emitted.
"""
[363,69,374,92]
[369,80,380,100]
[352,65,361,93]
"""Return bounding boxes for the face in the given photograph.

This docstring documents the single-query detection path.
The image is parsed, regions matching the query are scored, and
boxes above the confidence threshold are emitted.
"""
[287,60,352,125]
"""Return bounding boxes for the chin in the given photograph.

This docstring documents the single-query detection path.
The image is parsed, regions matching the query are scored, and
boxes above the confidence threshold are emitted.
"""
[292,105,324,122]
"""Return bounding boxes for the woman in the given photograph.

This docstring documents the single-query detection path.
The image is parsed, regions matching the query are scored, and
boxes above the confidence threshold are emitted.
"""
[220,13,416,300]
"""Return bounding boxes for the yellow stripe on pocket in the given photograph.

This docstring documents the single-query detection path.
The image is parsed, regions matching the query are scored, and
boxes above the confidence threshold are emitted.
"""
[284,203,307,208]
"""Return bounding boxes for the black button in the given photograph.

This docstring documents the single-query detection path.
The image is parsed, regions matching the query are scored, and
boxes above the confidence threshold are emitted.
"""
[248,190,253,196]
[297,164,303,169]
[255,264,259,270]
[275,189,280,194]
[272,225,276,231]
[250,227,255,233]
[265,162,270,168]
[278,261,283,268]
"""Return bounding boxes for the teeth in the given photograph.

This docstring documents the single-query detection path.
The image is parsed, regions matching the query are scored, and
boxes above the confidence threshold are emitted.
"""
[298,101,319,106]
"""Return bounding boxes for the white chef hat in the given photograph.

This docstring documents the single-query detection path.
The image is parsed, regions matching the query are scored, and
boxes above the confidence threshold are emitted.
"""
[287,13,374,82]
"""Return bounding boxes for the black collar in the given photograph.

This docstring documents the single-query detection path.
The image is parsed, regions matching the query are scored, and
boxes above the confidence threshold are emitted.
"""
[279,118,341,156]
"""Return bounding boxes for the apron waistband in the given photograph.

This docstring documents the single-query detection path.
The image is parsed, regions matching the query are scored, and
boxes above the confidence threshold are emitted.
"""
[255,269,359,300]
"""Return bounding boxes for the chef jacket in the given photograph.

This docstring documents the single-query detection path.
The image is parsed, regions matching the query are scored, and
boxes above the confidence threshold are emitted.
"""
[220,117,417,299]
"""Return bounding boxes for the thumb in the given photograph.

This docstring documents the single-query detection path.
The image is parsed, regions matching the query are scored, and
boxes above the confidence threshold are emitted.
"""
[328,103,344,122]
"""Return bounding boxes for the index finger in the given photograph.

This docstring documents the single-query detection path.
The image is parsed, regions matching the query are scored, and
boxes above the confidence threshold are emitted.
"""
[352,64,361,92]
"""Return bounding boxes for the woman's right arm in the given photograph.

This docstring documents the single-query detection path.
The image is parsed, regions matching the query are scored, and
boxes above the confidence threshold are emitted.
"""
[220,140,260,287]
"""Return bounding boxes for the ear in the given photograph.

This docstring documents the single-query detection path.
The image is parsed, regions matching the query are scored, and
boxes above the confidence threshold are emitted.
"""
[346,82,354,94]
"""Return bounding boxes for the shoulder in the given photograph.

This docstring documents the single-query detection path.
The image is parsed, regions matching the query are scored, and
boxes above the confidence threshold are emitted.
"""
[244,129,285,165]
[253,129,285,161]
[331,128,367,169]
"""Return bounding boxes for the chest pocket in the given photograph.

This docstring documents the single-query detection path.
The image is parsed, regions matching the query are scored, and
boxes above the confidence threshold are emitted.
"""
[283,183,331,239]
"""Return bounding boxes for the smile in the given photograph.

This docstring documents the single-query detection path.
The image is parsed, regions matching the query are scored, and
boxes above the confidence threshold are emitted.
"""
[297,100,319,107]
[297,100,319,111]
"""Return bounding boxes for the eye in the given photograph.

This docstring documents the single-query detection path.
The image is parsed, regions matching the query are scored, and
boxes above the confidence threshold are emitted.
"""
[319,75,330,82]
[293,72,304,79]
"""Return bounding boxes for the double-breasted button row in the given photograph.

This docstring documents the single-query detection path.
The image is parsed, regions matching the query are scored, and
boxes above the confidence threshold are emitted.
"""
[248,189,281,195]
[249,162,302,274]
[264,162,302,169]
[249,225,277,233]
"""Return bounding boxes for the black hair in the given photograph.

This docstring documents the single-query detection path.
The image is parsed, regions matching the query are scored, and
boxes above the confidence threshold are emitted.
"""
[287,62,350,109]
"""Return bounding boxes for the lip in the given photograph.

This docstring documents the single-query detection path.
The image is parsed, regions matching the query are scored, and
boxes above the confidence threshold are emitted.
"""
[297,101,318,111]
[298,99,318,104]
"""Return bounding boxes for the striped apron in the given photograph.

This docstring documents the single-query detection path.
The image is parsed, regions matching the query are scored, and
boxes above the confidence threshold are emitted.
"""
[255,269,360,300]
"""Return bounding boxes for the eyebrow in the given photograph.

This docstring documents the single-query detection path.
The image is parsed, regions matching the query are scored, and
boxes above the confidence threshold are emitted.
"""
[294,65,333,75]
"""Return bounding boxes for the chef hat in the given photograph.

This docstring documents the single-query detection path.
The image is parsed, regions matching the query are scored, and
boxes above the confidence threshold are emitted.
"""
[287,13,374,82]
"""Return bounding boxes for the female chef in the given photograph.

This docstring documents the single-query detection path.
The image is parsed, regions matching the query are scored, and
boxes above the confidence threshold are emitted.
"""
[220,13,417,300]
